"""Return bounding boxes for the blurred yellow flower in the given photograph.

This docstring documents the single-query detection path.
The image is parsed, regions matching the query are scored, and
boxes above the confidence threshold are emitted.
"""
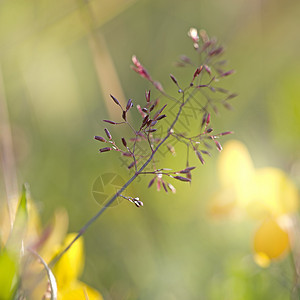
[210,140,299,266]
[53,233,103,300]
[253,218,289,267]
[0,186,102,299]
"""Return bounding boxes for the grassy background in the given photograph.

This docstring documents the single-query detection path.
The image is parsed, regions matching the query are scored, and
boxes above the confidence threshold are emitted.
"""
[1,0,300,299]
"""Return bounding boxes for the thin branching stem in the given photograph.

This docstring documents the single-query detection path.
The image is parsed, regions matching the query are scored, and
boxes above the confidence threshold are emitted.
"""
[50,97,186,267]
[51,28,235,267]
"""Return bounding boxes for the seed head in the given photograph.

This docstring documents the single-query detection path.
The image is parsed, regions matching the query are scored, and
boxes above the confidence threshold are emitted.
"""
[103,120,117,125]
[110,94,121,107]
[104,128,112,140]
[94,136,106,142]
[121,137,127,147]
[99,147,112,153]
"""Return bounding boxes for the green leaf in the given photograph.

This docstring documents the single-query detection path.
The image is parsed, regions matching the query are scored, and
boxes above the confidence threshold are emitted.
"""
[6,184,29,255]
[18,184,28,215]
[1,185,30,299]
[0,249,18,300]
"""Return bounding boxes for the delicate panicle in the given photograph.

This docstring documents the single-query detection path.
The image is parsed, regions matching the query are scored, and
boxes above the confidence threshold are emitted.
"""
[45,28,237,295]
[95,28,235,208]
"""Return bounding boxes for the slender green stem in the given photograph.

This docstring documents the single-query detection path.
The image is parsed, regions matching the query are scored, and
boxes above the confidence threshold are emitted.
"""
[49,171,139,267]
[50,97,186,267]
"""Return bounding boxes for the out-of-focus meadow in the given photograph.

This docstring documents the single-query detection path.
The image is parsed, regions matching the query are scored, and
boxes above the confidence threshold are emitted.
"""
[1,0,300,299]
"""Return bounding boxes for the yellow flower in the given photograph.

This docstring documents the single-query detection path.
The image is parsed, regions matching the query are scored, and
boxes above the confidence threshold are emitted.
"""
[253,218,290,267]
[210,140,299,266]
[0,185,103,299]
[53,233,103,300]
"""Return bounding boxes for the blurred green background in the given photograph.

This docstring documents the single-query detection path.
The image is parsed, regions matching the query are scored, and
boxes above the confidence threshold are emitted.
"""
[1,0,300,299]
